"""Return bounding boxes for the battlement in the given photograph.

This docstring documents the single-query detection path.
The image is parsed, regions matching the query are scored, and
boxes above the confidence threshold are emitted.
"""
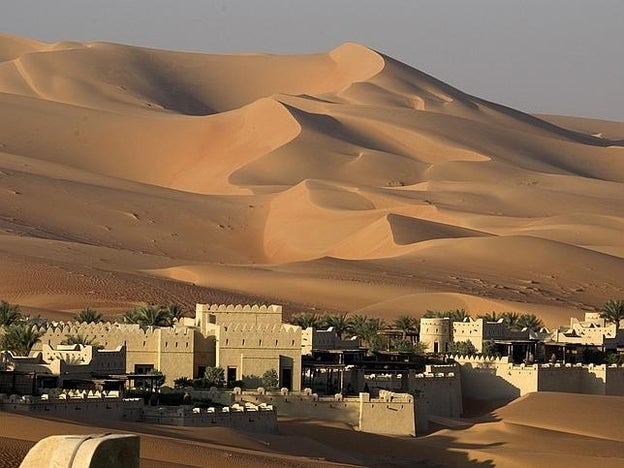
[196,304,283,314]
[219,323,300,334]
[37,322,197,357]
[376,390,414,403]
[0,390,144,422]
[41,321,194,338]
[414,372,457,379]
[141,402,277,431]
[447,354,510,364]
[233,388,417,435]
[196,303,286,330]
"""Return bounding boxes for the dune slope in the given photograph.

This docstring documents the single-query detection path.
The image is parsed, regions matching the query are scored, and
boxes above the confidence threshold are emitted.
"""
[0,33,623,322]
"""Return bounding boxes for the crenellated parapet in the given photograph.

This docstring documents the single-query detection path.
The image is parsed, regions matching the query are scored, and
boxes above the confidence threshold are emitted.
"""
[219,323,299,334]
[195,303,285,332]
[0,390,144,422]
[141,402,277,431]
[196,304,283,314]
[446,354,510,364]
[37,321,197,352]
[414,372,457,379]
[376,389,414,403]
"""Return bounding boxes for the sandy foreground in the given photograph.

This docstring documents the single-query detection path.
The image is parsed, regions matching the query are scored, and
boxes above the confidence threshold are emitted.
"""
[0,34,623,325]
[0,392,622,467]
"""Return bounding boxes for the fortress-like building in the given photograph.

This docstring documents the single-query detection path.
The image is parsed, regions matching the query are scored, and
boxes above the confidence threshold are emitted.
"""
[419,317,531,354]
[195,304,301,390]
[34,304,302,390]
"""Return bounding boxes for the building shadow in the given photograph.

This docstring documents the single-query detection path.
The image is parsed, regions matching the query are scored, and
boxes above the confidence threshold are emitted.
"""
[275,417,500,467]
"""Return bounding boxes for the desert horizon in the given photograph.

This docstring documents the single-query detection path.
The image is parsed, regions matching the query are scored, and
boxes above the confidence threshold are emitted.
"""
[1,31,624,467]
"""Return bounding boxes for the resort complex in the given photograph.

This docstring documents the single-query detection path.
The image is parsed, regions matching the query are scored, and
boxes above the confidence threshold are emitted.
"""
[1,300,624,438]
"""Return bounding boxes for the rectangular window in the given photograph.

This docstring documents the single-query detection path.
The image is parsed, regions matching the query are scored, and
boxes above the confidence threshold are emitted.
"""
[134,364,154,374]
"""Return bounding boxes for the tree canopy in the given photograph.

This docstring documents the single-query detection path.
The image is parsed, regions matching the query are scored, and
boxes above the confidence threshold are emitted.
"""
[423,309,470,322]
[289,312,322,329]
[515,314,544,331]
[322,313,351,339]
[600,299,624,330]
[0,301,21,327]
[0,323,44,356]
[60,334,100,347]
[261,368,279,390]
[393,315,418,340]
[74,307,103,324]
[124,304,175,327]
[448,340,478,355]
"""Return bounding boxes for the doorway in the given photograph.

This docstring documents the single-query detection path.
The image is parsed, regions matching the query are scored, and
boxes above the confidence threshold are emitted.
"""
[281,368,292,390]
[227,367,237,383]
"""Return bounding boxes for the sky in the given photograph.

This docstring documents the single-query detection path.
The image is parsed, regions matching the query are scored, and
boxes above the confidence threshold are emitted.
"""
[1,0,623,121]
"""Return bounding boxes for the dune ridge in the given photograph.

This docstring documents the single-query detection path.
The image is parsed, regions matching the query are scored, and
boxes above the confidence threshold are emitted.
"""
[0,33,623,324]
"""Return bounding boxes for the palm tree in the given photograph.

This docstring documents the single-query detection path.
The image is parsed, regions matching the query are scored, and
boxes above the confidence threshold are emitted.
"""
[478,312,502,322]
[366,318,386,333]
[322,313,350,338]
[423,309,470,322]
[423,310,446,319]
[123,309,142,324]
[516,314,544,331]
[348,314,369,338]
[0,323,44,356]
[501,312,520,329]
[164,304,185,322]
[290,312,321,330]
[60,334,100,347]
[124,305,172,327]
[0,301,21,327]
[136,305,173,327]
[361,318,387,353]
[600,299,624,330]
[448,309,470,322]
[393,315,418,340]
[74,307,103,324]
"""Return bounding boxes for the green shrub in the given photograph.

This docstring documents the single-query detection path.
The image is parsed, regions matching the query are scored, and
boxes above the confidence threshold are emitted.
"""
[261,369,279,390]
[448,340,478,355]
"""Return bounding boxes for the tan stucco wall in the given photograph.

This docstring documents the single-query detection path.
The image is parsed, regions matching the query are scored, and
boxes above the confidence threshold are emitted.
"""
[31,304,301,388]
[452,355,624,400]
[359,391,416,437]
[411,367,463,418]
[236,391,361,424]
[604,366,624,396]
[196,304,284,332]
[216,324,302,390]
[36,323,209,385]
[452,356,535,400]
[419,318,451,353]
[452,320,485,352]
[235,390,418,436]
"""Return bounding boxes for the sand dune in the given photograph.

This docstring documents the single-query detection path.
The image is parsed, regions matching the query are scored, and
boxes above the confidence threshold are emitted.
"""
[0,32,623,324]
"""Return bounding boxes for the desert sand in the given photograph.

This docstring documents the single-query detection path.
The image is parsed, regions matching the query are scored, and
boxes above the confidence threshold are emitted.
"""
[1,392,624,467]
[1,34,624,326]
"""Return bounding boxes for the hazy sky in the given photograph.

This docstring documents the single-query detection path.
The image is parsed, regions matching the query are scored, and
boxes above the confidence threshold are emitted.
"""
[2,0,623,121]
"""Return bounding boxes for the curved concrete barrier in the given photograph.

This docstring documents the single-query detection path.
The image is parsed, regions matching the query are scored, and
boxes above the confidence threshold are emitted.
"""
[20,433,139,468]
